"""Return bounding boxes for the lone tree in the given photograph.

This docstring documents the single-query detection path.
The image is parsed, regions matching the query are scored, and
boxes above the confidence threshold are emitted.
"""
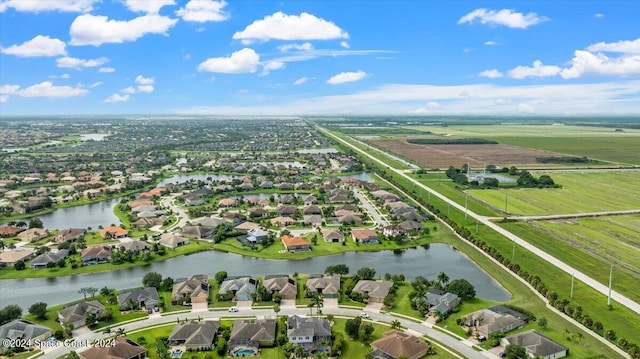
[504,344,527,359]
[215,271,228,284]
[325,264,349,276]
[446,279,476,300]
[28,302,48,320]
[357,267,376,280]
[0,305,23,325]
[142,272,163,288]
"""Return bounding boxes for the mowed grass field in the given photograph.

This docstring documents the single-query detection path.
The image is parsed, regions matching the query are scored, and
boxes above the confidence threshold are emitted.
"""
[467,172,640,216]
[403,124,640,165]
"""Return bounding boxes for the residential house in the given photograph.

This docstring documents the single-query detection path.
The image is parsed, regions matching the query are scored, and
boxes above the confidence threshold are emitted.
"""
[30,249,69,269]
[54,228,86,243]
[302,195,317,205]
[119,240,151,252]
[16,228,48,242]
[303,214,323,227]
[370,330,430,359]
[0,226,23,237]
[281,235,311,253]
[198,217,226,228]
[262,276,297,300]
[337,214,362,225]
[271,216,296,227]
[233,220,259,232]
[287,315,331,351]
[463,306,527,339]
[219,277,257,301]
[501,330,568,359]
[351,228,379,244]
[183,193,206,206]
[58,300,105,329]
[398,220,424,233]
[99,225,128,239]
[302,205,322,215]
[182,225,216,240]
[218,198,237,208]
[0,320,52,349]
[276,205,297,216]
[168,321,220,350]
[117,287,159,310]
[306,276,340,298]
[248,207,268,218]
[418,289,461,316]
[81,246,112,264]
[172,275,210,304]
[352,280,393,303]
[230,319,276,351]
[322,229,345,243]
[80,338,147,359]
[247,228,270,244]
[132,217,164,228]
[158,233,189,248]
[0,248,35,267]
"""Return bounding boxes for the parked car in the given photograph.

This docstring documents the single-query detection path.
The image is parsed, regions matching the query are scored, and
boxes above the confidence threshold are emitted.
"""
[228,306,239,312]
[154,305,159,312]
[359,312,370,318]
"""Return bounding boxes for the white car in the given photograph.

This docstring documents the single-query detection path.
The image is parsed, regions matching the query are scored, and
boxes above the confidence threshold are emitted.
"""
[359,312,370,318]
[228,306,239,313]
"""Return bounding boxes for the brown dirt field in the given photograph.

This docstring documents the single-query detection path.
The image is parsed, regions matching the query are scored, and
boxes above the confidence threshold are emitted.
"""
[373,139,562,168]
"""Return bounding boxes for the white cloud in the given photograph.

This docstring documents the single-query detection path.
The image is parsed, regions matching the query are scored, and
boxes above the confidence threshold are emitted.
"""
[459,90,470,97]
[233,12,348,44]
[105,93,130,103]
[278,42,313,52]
[518,103,535,113]
[89,81,102,88]
[340,41,350,49]
[479,69,503,78]
[198,48,260,73]
[494,98,512,105]
[61,73,70,79]
[586,38,640,54]
[261,61,285,75]
[1,35,67,57]
[69,14,178,46]
[458,8,547,29]
[327,70,368,85]
[135,75,155,92]
[410,102,441,114]
[594,13,604,18]
[176,0,228,22]
[0,0,96,13]
[121,87,137,94]
[508,60,561,79]
[484,40,499,46]
[0,95,8,103]
[125,0,175,14]
[56,56,109,70]
[15,81,88,98]
[560,50,640,79]
[293,77,308,85]
[0,84,20,95]
[98,67,116,73]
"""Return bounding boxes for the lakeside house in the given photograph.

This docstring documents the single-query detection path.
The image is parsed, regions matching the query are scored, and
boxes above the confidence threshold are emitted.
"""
[281,235,311,253]
[172,275,210,304]
[58,300,105,329]
[262,276,297,300]
[306,276,340,298]
[351,228,379,244]
[463,306,528,339]
[158,233,189,248]
[16,228,48,242]
[29,249,69,269]
[0,248,35,267]
[352,280,393,303]
[0,320,52,349]
[501,330,568,359]
[219,277,257,301]
[418,288,461,316]
[81,246,112,264]
[99,225,128,239]
[117,287,160,311]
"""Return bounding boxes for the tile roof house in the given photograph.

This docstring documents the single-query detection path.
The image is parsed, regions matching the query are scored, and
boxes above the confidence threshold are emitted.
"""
[463,306,527,339]
[306,276,340,298]
[30,249,69,269]
[119,240,151,252]
[168,321,220,350]
[181,225,216,240]
[0,248,35,267]
[219,277,257,301]
[351,228,379,244]
[81,246,112,264]
[99,225,128,239]
[287,315,331,351]
[16,228,48,242]
[271,216,296,227]
[370,330,430,359]
[172,275,210,304]
[0,226,24,237]
[79,337,147,359]
[322,229,345,243]
[54,228,86,243]
[303,214,323,227]
[230,319,276,350]
[0,319,52,349]
[159,233,189,248]
[58,300,105,329]
[419,289,461,316]
[262,276,297,300]
[117,287,160,311]
[352,280,393,303]
[281,235,311,253]
[501,330,568,359]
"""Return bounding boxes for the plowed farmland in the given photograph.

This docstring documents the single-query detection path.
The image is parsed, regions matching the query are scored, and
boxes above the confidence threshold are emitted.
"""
[373,139,567,168]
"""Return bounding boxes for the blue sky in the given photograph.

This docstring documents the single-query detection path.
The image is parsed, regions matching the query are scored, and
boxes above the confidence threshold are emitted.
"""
[0,0,639,115]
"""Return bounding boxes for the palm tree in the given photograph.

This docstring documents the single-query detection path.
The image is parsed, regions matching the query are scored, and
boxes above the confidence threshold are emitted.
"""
[391,320,402,330]
[114,327,126,338]
[273,304,281,320]
[437,272,450,289]
[311,293,324,318]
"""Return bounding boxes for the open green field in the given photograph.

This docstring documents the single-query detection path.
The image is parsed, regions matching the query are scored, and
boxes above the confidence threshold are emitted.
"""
[403,124,640,165]
[467,172,640,216]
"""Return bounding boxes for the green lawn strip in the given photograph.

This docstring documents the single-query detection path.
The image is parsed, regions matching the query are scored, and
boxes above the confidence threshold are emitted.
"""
[500,220,640,302]
[0,349,41,359]
[386,282,423,319]
[416,176,500,217]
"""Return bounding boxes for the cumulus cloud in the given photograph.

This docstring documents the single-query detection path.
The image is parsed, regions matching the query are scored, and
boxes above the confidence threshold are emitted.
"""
[508,60,561,79]
[458,8,547,29]
[293,77,308,85]
[176,0,228,22]
[135,75,155,92]
[327,70,368,85]
[1,35,67,57]
[56,56,109,70]
[4,81,89,98]
[261,61,285,75]
[0,0,96,13]
[0,84,20,95]
[484,40,499,46]
[125,0,175,14]
[278,42,313,52]
[479,69,503,78]
[69,14,178,46]
[104,93,130,103]
[586,38,640,54]
[560,50,640,79]
[594,13,604,18]
[198,48,260,73]
[121,86,137,94]
[98,67,116,73]
[233,12,348,44]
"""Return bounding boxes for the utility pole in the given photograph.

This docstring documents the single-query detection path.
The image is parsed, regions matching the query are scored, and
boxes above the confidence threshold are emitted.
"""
[608,264,613,306]
[570,273,574,298]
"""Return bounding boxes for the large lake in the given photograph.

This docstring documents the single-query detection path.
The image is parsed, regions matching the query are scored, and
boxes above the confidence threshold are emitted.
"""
[0,244,511,309]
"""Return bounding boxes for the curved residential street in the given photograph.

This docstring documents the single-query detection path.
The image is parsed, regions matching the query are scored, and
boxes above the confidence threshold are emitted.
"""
[319,127,640,316]
[41,306,485,359]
